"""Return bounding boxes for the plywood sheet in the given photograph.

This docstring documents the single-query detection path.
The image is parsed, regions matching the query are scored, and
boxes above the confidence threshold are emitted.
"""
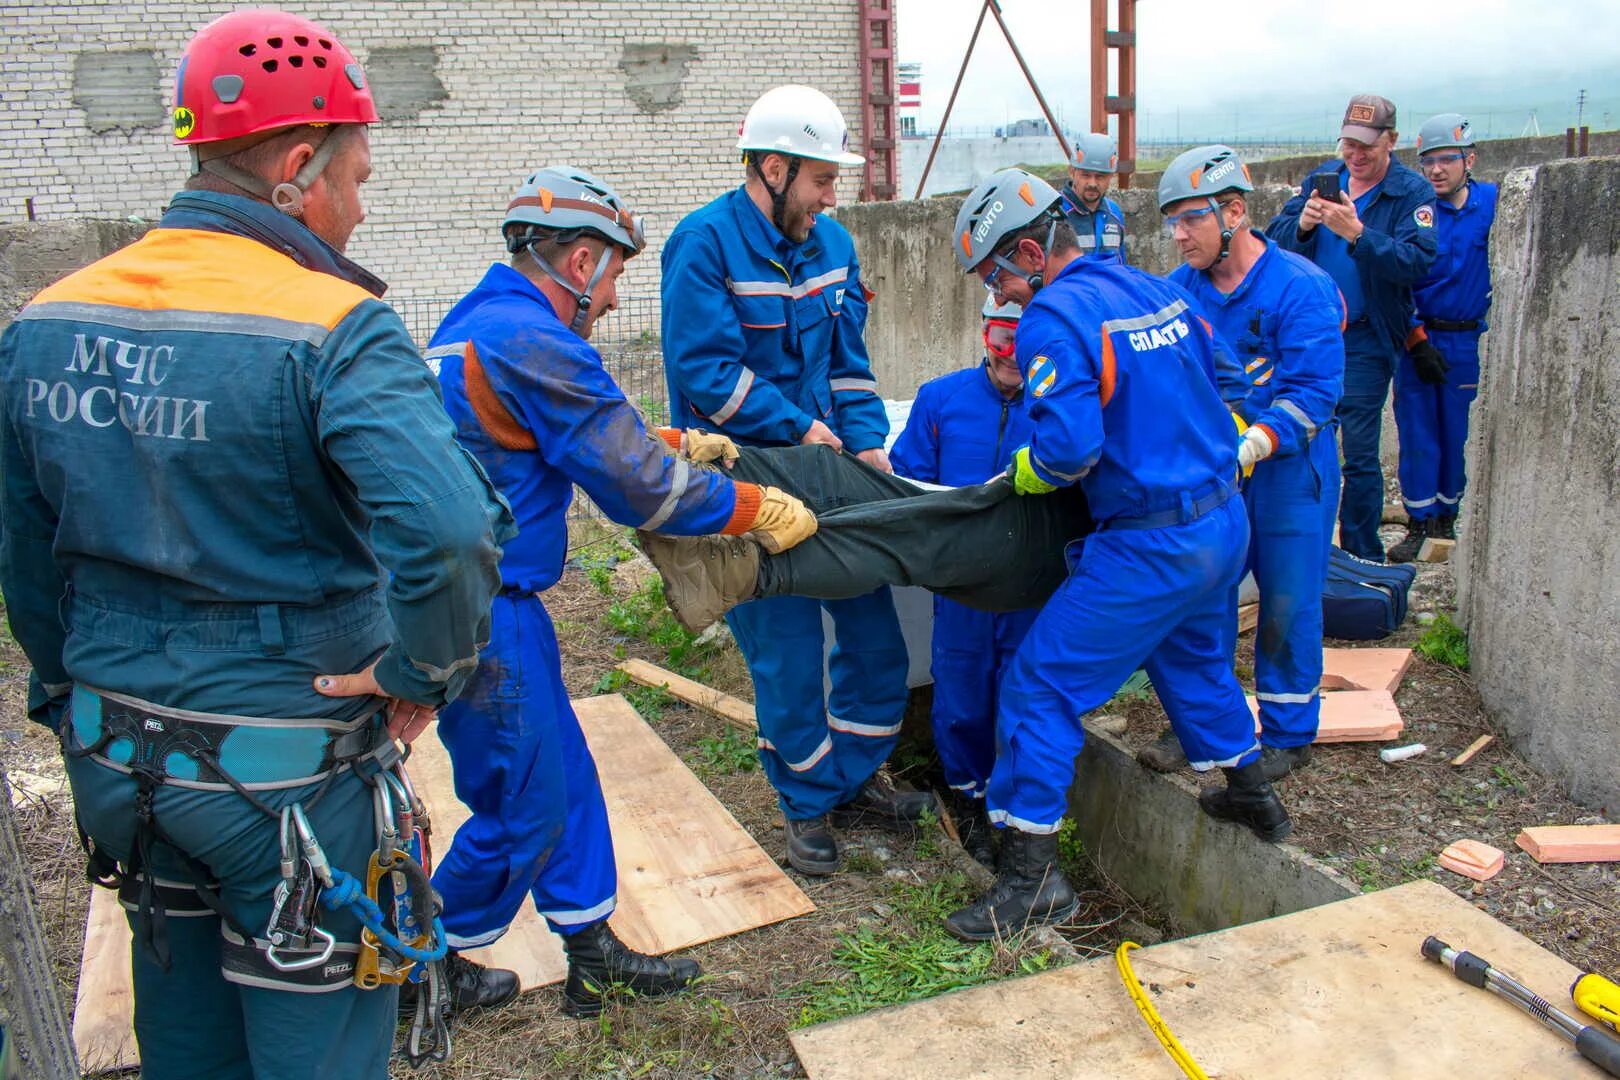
[1321,647,1415,695]
[75,693,811,1068]
[791,880,1594,1079]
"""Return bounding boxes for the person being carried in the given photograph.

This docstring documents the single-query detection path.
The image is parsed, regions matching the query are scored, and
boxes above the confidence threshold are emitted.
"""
[424,167,815,1018]
[887,296,1041,867]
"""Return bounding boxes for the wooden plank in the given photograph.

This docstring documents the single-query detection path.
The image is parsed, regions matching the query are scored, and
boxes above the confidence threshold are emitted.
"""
[72,888,134,1074]
[1438,839,1506,882]
[1237,603,1259,635]
[1247,690,1404,743]
[1451,734,1495,766]
[76,694,813,1066]
[1320,647,1415,695]
[1417,537,1456,563]
[1515,824,1620,864]
[791,880,1594,1079]
[616,658,756,733]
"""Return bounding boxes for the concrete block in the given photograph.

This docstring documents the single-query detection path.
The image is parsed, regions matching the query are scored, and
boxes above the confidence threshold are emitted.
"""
[1069,729,1357,934]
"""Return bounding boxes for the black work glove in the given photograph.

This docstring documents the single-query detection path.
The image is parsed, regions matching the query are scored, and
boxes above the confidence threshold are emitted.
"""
[1410,339,1449,385]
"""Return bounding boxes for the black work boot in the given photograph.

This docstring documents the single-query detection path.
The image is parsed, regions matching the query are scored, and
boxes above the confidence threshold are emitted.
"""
[1198,761,1293,842]
[1258,743,1313,781]
[1386,518,1431,564]
[947,790,997,869]
[784,815,840,876]
[1433,513,1457,541]
[944,829,1079,942]
[830,774,939,833]
[560,920,701,1018]
[1136,727,1188,772]
[399,950,520,1015]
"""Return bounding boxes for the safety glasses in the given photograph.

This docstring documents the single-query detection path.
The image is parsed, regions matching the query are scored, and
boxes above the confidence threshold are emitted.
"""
[984,318,1018,358]
[1419,152,1466,170]
[1162,204,1216,236]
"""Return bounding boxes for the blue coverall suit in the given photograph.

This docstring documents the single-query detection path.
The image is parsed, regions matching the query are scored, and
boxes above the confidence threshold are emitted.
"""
[986,258,1260,833]
[0,192,511,1079]
[889,363,1039,798]
[660,187,909,821]
[1172,235,1347,748]
[1396,178,1497,523]
[1059,185,1127,262]
[428,264,749,944]
[1268,160,1436,560]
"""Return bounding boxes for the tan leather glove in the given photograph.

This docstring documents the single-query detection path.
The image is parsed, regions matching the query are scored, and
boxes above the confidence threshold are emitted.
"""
[744,485,817,553]
[681,428,741,467]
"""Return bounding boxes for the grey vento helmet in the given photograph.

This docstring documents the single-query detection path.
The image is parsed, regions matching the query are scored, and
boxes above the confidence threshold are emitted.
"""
[953,168,1063,288]
[1158,144,1254,263]
[503,166,647,333]
[1072,131,1118,173]
[982,295,1023,319]
[1415,113,1474,153]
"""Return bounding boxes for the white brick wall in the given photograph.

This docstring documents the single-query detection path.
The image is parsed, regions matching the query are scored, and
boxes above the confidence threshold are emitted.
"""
[1,2,872,341]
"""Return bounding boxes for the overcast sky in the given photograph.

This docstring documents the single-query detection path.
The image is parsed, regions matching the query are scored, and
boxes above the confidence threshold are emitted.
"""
[896,0,1620,144]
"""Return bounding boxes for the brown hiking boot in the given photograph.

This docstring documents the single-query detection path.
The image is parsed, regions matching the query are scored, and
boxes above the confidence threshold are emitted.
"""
[634,531,761,634]
[1136,728,1188,772]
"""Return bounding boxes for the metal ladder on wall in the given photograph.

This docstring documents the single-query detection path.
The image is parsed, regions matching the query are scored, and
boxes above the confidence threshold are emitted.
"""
[858,0,899,201]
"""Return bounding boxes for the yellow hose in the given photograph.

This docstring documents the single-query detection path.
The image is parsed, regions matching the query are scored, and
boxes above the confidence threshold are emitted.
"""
[1115,941,1210,1080]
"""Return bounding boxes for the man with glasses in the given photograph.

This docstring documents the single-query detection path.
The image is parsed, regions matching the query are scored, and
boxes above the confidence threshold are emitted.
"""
[1267,94,1437,561]
[1386,115,1498,562]
[888,296,1038,868]
[425,166,816,1017]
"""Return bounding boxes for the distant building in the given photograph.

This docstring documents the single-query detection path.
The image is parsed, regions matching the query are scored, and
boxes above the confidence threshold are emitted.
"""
[898,61,921,138]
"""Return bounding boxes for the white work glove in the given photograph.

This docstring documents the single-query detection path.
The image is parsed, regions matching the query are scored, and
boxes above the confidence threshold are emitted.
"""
[1237,426,1275,473]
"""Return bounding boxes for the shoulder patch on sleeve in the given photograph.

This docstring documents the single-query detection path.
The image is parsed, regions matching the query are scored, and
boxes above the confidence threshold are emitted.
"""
[1028,354,1058,398]
[1414,206,1435,228]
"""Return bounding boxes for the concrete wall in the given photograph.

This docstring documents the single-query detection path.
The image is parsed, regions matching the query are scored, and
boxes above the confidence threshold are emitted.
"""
[1,220,149,323]
[899,135,1072,200]
[1,1,871,326]
[1456,157,1620,815]
[835,185,1292,397]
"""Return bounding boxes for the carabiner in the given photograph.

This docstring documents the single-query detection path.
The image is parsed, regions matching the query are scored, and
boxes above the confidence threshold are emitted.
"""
[289,804,334,888]
[265,924,336,972]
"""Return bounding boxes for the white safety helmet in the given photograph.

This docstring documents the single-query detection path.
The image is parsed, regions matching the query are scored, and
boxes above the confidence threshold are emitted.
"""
[737,85,865,166]
[982,296,1024,319]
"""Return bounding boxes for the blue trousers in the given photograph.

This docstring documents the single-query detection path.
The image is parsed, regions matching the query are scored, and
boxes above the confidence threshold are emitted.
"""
[1335,330,1398,560]
[1394,329,1481,521]
[63,752,395,1079]
[725,589,910,820]
[433,594,617,943]
[930,598,1040,798]
[987,497,1260,833]
[1241,433,1340,749]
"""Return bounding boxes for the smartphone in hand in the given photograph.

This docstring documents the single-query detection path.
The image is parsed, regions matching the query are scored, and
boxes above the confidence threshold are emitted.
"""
[1309,173,1342,202]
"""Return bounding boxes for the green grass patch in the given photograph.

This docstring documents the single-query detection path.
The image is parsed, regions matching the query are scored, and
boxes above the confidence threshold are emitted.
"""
[791,873,1054,1027]
[602,575,716,677]
[692,725,758,775]
[1416,613,1470,671]
[591,668,674,723]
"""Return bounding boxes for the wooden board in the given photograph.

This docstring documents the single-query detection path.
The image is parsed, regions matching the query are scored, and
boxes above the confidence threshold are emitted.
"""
[72,888,135,1074]
[1237,603,1259,635]
[74,693,811,1068]
[616,657,756,732]
[1418,537,1456,563]
[1248,689,1404,743]
[1515,824,1620,864]
[791,880,1595,1079]
[1320,648,1415,695]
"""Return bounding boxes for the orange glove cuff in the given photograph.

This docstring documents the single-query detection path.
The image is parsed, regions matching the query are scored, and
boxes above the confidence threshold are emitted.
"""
[654,427,683,451]
[1405,325,1429,349]
[720,482,763,535]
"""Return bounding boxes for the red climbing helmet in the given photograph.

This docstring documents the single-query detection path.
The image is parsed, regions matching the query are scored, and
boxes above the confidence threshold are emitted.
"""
[172,8,379,145]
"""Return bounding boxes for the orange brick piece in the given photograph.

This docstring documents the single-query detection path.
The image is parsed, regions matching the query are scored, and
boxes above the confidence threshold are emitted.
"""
[1247,690,1403,743]
[1515,825,1620,864]
[1438,839,1505,881]
[1320,648,1416,695]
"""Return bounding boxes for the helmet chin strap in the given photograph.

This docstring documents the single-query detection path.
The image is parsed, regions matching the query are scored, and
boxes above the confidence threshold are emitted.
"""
[529,245,615,335]
[192,125,349,219]
[751,153,802,236]
[989,218,1058,293]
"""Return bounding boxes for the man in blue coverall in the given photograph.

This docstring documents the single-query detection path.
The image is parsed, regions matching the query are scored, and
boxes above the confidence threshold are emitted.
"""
[0,10,513,1076]
[661,85,930,876]
[1140,146,1345,781]
[1387,114,1497,563]
[425,167,817,1016]
[941,168,1291,942]
[1267,93,1436,561]
[889,296,1038,868]
[1059,132,1128,262]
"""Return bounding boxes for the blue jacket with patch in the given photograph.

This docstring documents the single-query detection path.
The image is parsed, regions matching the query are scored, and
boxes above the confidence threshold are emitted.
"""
[431,263,746,594]
[889,362,1032,486]
[1015,258,1239,524]
[1060,185,1127,262]
[659,187,889,451]
[1414,179,1497,327]
[1171,233,1346,459]
[0,192,513,726]
[1266,158,1437,354]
